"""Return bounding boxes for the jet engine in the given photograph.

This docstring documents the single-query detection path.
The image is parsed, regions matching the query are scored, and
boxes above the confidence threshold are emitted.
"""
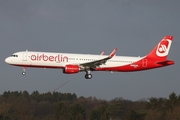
[63,65,80,74]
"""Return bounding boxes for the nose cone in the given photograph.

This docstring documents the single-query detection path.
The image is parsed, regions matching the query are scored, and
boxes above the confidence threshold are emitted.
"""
[5,57,11,64]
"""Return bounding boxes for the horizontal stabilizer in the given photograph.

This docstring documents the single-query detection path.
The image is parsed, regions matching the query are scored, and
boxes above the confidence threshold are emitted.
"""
[156,60,174,65]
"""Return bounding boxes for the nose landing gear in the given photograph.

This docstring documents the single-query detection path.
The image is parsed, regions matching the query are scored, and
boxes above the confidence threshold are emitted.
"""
[22,66,26,75]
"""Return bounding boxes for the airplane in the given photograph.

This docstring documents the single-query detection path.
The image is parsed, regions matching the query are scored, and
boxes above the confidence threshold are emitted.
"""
[5,36,174,79]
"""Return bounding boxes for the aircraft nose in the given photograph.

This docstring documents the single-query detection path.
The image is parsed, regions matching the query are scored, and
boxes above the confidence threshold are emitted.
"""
[5,57,11,64]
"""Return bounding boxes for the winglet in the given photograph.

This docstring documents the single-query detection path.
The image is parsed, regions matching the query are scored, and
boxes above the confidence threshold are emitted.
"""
[109,48,118,58]
[100,51,105,55]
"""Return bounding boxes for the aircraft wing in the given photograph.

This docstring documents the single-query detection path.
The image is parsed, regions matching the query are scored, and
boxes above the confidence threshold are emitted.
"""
[80,48,118,70]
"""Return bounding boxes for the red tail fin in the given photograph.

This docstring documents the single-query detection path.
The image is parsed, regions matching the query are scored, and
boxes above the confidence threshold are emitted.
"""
[146,36,173,60]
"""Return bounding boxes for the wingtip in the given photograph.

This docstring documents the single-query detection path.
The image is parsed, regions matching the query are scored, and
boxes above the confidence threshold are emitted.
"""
[100,51,105,55]
[109,48,118,58]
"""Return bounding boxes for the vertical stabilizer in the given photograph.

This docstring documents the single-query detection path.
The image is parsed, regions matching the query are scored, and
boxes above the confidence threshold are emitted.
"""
[146,36,173,60]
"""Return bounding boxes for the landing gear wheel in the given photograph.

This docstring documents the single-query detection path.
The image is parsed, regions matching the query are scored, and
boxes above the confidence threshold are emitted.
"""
[85,74,92,79]
[22,72,26,75]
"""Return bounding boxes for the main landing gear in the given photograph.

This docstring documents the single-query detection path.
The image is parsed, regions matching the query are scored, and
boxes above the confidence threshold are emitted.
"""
[22,66,26,75]
[85,71,92,79]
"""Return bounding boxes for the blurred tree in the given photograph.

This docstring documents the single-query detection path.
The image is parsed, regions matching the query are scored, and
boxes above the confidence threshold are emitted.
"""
[55,102,69,120]
[108,102,122,119]
[69,103,85,120]
[90,109,101,120]
[127,109,146,120]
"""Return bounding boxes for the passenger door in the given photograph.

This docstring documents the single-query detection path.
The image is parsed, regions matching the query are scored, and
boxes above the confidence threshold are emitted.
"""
[142,59,147,67]
[22,51,27,61]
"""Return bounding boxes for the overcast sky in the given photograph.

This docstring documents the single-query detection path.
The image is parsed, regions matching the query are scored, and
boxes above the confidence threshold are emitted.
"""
[0,0,180,101]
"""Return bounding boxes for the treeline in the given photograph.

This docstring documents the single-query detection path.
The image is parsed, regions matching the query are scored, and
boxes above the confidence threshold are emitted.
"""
[0,91,180,120]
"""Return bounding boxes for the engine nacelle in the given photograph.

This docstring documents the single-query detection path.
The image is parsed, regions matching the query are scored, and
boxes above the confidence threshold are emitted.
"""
[63,65,80,74]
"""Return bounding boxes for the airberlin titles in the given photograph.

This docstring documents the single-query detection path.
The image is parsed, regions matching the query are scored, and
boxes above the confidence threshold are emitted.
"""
[30,54,68,62]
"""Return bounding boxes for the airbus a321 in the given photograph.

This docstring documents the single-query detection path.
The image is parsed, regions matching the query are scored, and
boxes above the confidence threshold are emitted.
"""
[5,36,174,79]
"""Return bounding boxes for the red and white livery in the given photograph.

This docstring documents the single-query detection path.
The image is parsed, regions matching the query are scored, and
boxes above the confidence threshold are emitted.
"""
[5,36,174,79]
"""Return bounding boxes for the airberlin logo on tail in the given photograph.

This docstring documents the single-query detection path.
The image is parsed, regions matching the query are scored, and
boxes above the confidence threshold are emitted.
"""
[158,44,167,53]
[30,54,68,62]
[156,39,171,57]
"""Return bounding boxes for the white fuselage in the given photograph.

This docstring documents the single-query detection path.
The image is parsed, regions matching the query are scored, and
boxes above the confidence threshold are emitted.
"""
[5,51,142,69]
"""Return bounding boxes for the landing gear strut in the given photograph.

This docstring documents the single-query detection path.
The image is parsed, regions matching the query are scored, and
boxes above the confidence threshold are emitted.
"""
[22,66,26,75]
[85,71,92,79]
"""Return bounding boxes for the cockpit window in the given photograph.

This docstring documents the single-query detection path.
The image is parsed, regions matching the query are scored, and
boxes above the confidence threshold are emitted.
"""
[10,54,18,57]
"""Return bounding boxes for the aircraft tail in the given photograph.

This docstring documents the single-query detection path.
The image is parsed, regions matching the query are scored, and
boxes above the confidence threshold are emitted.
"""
[146,36,173,61]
